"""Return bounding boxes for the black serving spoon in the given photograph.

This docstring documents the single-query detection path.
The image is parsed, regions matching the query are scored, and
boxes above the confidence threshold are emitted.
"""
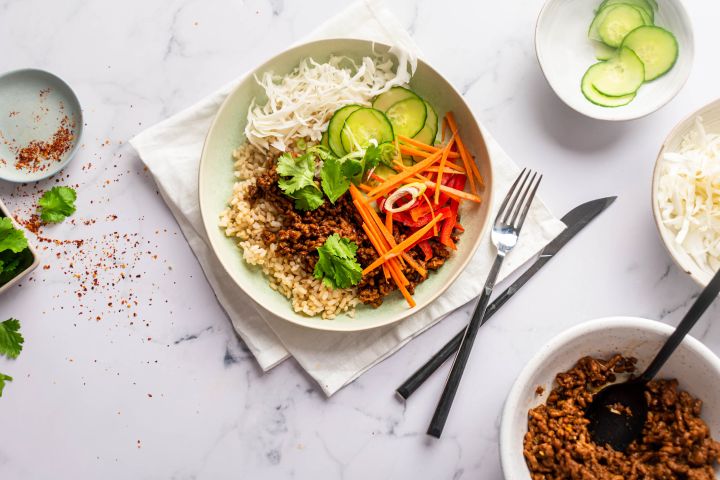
[586,267,720,452]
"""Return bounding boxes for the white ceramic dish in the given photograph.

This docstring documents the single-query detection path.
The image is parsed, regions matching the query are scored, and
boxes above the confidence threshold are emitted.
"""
[652,98,720,287]
[0,197,39,295]
[535,0,694,121]
[198,38,494,332]
[500,316,720,479]
[0,68,83,182]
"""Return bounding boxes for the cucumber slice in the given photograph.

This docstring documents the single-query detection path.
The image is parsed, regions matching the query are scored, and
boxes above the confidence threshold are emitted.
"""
[621,26,679,81]
[590,47,644,96]
[582,63,636,107]
[372,86,421,112]
[413,100,438,146]
[327,104,362,156]
[340,108,394,153]
[374,164,397,180]
[385,97,427,137]
[598,0,654,22]
[589,4,649,42]
[598,5,646,47]
[593,41,617,60]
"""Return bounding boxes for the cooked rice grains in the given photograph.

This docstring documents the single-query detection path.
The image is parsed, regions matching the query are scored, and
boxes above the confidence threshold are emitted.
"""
[219,144,360,319]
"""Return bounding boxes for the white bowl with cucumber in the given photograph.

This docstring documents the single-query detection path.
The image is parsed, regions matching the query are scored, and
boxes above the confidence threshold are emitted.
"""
[535,0,694,121]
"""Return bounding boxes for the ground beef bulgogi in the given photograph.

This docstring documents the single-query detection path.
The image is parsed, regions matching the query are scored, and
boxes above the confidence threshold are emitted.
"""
[524,354,720,479]
[250,166,456,307]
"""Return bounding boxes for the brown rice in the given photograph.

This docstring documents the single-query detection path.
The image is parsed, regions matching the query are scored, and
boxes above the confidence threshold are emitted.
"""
[219,143,360,319]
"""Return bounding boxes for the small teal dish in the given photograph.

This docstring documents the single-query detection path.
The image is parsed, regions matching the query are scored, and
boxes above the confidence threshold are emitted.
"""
[0,69,83,182]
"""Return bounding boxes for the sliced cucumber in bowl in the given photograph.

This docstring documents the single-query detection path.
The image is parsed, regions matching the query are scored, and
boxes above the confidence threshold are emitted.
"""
[327,104,362,156]
[588,47,644,97]
[340,108,394,153]
[621,26,679,81]
[597,0,655,22]
[385,97,427,137]
[372,86,421,112]
[413,100,438,146]
[597,5,647,47]
[582,64,636,107]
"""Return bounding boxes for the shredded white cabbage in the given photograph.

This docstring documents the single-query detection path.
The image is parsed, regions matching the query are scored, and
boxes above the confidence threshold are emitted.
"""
[657,116,720,274]
[245,49,416,152]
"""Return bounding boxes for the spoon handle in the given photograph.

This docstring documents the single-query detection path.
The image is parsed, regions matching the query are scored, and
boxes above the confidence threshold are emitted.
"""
[640,268,720,383]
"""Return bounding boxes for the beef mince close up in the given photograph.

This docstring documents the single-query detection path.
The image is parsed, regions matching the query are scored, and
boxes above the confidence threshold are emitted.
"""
[250,166,455,307]
[524,354,720,479]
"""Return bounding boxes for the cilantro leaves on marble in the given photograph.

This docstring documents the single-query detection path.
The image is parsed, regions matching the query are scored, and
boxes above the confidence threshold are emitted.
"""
[0,318,24,398]
[0,318,23,359]
[39,186,77,223]
[313,234,362,289]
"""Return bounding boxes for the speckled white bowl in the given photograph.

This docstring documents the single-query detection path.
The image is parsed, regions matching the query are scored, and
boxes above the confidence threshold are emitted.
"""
[535,0,694,121]
[500,317,720,479]
[652,98,720,287]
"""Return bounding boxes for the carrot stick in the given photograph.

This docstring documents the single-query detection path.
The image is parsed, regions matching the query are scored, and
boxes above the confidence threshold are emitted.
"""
[435,136,455,204]
[445,112,484,194]
[385,212,393,234]
[361,222,390,281]
[424,181,482,203]
[425,165,466,175]
[421,192,438,236]
[368,149,445,198]
[397,135,444,153]
[399,145,460,160]
[358,183,373,193]
[362,214,445,275]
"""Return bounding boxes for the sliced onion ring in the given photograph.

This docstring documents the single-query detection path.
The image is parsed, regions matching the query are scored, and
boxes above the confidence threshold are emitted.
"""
[384,182,427,213]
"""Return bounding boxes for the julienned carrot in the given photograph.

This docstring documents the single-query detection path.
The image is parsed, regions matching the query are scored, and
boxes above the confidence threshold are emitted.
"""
[358,183,373,193]
[385,212,393,234]
[435,136,455,204]
[399,145,460,160]
[362,213,445,275]
[420,192,438,236]
[397,135,441,152]
[361,222,414,304]
[445,112,484,194]
[426,165,465,175]
[368,148,446,198]
[361,222,390,280]
[423,181,482,203]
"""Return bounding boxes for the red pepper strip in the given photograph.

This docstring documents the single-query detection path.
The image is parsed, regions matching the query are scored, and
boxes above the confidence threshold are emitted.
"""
[440,212,457,249]
[398,207,452,229]
[418,240,433,261]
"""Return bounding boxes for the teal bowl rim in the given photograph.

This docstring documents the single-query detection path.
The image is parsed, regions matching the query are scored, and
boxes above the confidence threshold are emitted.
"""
[0,68,84,183]
[198,38,494,332]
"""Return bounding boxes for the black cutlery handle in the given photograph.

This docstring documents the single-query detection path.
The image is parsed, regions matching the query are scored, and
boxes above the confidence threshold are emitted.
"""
[640,267,720,383]
[427,254,504,438]
[396,261,534,400]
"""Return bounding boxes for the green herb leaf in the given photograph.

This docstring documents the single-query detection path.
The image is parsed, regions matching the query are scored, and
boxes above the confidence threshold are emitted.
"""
[364,142,396,169]
[39,186,77,223]
[320,157,350,204]
[0,318,23,359]
[0,373,12,397]
[292,186,325,211]
[277,153,317,195]
[313,234,363,289]
[0,218,28,253]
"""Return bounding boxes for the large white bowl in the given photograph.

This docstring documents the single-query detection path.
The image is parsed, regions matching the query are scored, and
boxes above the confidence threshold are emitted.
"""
[535,0,694,121]
[500,317,720,479]
[198,39,494,332]
[652,98,720,286]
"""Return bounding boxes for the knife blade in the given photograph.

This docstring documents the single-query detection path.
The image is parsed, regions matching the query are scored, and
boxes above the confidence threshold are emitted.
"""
[395,196,617,400]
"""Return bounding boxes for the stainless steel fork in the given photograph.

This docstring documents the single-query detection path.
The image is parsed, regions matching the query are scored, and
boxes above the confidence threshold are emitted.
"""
[427,168,543,438]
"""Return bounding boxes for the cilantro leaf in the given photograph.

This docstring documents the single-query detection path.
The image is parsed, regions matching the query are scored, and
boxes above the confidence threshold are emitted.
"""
[277,152,325,211]
[0,373,11,397]
[277,153,317,195]
[292,186,325,211]
[313,234,363,289]
[0,318,24,359]
[39,186,77,223]
[0,218,28,253]
[320,157,350,204]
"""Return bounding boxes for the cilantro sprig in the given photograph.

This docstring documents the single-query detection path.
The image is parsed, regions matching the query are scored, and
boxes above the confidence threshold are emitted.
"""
[0,217,32,287]
[0,318,24,397]
[277,142,396,210]
[313,234,363,289]
[38,186,77,223]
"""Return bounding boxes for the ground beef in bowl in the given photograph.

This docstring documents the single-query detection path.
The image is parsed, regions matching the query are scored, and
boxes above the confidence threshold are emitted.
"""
[523,354,720,479]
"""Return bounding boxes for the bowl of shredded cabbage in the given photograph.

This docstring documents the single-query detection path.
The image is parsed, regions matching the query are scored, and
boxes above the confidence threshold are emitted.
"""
[653,98,720,285]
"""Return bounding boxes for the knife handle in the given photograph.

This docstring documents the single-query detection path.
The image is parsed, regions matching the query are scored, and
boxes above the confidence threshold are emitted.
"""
[395,273,525,400]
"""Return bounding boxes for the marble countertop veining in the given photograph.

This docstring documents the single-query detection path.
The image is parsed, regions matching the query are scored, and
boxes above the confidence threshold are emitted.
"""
[1,0,719,478]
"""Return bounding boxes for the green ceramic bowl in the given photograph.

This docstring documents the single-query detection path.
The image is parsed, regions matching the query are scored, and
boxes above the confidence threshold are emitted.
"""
[199,38,494,331]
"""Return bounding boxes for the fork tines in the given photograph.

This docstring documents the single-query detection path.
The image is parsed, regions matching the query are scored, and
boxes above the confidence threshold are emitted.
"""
[497,168,543,231]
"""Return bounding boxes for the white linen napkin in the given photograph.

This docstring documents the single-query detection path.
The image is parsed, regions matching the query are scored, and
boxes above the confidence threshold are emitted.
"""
[130,0,566,395]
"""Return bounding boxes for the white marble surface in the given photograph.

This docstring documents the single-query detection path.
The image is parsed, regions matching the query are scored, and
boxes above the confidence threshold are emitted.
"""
[1,0,719,478]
